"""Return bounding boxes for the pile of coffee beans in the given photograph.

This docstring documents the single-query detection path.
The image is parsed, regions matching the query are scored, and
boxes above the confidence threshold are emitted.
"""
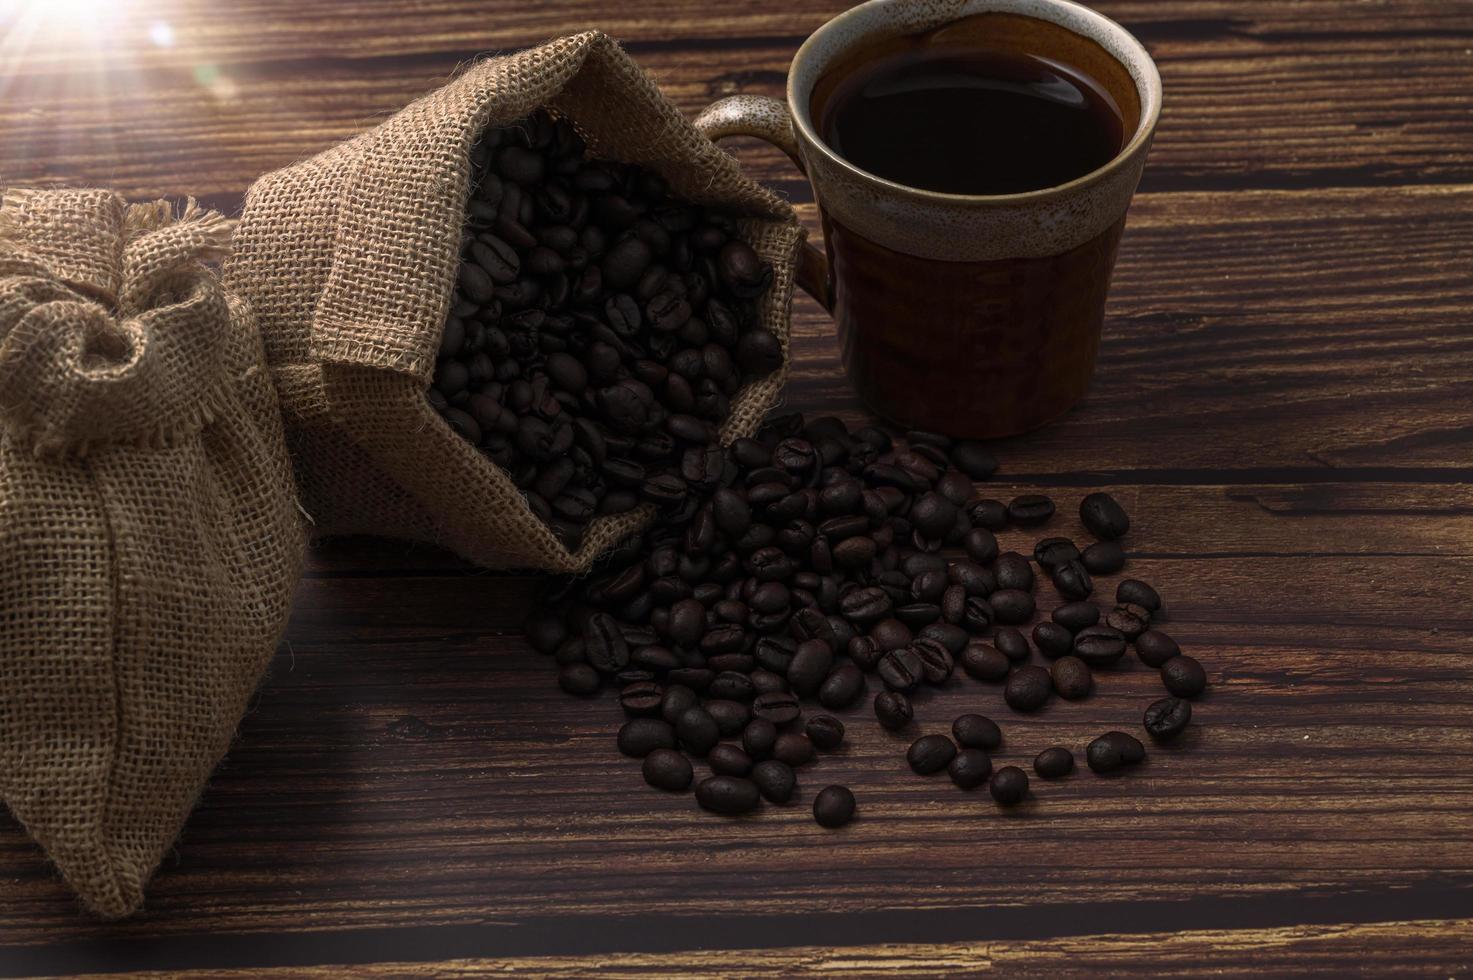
[523,412,1209,826]
[429,109,782,550]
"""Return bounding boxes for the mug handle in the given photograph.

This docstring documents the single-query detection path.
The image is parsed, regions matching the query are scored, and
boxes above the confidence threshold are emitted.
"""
[693,95,834,312]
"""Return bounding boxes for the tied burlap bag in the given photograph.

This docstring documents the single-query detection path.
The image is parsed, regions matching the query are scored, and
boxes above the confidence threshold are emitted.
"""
[228,30,804,572]
[0,189,305,918]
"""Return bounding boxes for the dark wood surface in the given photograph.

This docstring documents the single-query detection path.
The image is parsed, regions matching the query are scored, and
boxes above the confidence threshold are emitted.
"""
[3,0,1472,975]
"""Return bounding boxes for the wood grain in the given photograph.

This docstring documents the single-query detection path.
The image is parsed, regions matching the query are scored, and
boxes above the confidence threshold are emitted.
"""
[1,0,1471,974]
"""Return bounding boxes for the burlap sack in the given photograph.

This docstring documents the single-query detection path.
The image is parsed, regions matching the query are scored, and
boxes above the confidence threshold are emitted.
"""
[227,30,804,573]
[0,189,305,918]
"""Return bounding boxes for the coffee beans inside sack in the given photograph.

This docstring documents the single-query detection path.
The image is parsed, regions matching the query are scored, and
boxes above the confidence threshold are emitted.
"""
[229,31,804,572]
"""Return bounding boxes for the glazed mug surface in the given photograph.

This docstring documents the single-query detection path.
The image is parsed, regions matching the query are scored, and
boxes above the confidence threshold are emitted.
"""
[695,0,1162,438]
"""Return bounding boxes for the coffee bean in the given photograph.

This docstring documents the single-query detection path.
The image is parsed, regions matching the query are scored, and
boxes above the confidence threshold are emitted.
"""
[1080,540,1126,575]
[1052,601,1100,632]
[1032,621,1074,659]
[1080,492,1130,540]
[620,681,664,716]
[773,732,815,767]
[819,663,865,709]
[1007,494,1054,526]
[618,718,677,757]
[907,734,957,775]
[752,690,802,727]
[993,627,1031,663]
[1033,747,1074,779]
[894,602,942,629]
[839,586,892,624]
[878,646,924,692]
[705,699,751,736]
[989,588,1035,625]
[585,613,631,672]
[872,618,913,651]
[960,643,1010,682]
[1161,655,1207,698]
[695,775,760,815]
[1135,629,1181,668]
[962,596,995,633]
[1050,655,1094,700]
[708,743,753,777]
[787,639,834,696]
[964,528,999,564]
[949,560,997,596]
[1144,697,1192,740]
[1105,603,1151,639]
[912,638,955,684]
[1004,665,1052,712]
[874,691,914,730]
[643,748,694,791]
[919,622,970,655]
[968,498,1008,531]
[558,663,600,696]
[708,671,757,703]
[661,685,699,724]
[1033,536,1079,568]
[806,714,846,750]
[994,552,1034,592]
[989,766,1029,806]
[676,707,721,756]
[1086,731,1145,773]
[949,715,1000,752]
[751,759,797,803]
[1117,579,1162,612]
[1050,559,1094,600]
[813,785,857,828]
[743,718,779,759]
[949,748,993,788]
[1073,626,1127,667]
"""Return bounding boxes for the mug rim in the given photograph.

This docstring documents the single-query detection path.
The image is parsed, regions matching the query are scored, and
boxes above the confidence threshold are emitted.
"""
[787,0,1163,206]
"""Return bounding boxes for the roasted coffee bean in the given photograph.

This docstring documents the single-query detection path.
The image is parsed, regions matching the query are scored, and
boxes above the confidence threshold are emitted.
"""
[752,690,802,726]
[813,784,856,828]
[1117,579,1162,612]
[962,596,995,633]
[1106,602,1151,639]
[878,646,924,692]
[912,639,956,684]
[963,528,999,564]
[907,734,957,775]
[949,748,993,789]
[1052,601,1100,632]
[585,613,631,672]
[960,643,1010,682]
[1086,731,1146,773]
[1161,655,1207,698]
[874,690,914,730]
[806,714,846,751]
[993,627,1031,663]
[705,699,751,736]
[1004,666,1052,712]
[848,635,885,671]
[676,707,721,756]
[643,748,694,791]
[620,681,665,716]
[773,732,816,767]
[1033,747,1074,779]
[708,743,754,777]
[558,663,601,696]
[936,471,975,506]
[1135,629,1181,668]
[695,775,760,815]
[1007,494,1054,526]
[839,586,892,624]
[708,671,757,703]
[993,552,1034,592]
[967,498,1008,531]
[787,639,835,696]
[950,441,998,479]
[1050,559,1094,600]
[989,766,1029,806]
[910,492,958,539]
[871,618,913,651]
[819,662,865,709]
[618,718,677,757]
[1050,656,1094,700]
[952,713,1002,750]
[661,685,699,724]
[1144,696,1192,740]
[1080,540,1126,575]
[990,588,1035,625]
[1074,626,1127,667]
[919,622,970,655]
[948,560,997,597]
[1032,621,1074,659]
[1080,491,1130,540]
[1033,536,1080,568]
[751,759,797,803]
[942,585,968,627]
[894,602,942,629]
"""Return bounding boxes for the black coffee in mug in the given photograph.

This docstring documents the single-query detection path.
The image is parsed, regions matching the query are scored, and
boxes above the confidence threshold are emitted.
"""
[814,19,1126,195]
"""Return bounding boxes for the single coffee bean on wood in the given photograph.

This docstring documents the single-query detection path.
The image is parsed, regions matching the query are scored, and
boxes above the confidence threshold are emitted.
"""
[1007,494,1055,526]
[949,748,993,789]
[643,748,694,791]
[751,759,797,803]
[952,713,1002,750]
[806,714,846,751]
[1079,492,1130,540]
[908,734,958,774]
[1004,666,1053,712]
[1161,655,1208,698]
[1086,731,1146,773]
[1080,540,1126,575]
[1135,629,1181,668]
[1051,656,1094,700]
[1033,747,1074,779]
[813,785,857,828]
[696,775,761,815]
[875,690,914,730]
[1144,696,1192,740]
[1117,579,1162,612]
[990,766,1029,806]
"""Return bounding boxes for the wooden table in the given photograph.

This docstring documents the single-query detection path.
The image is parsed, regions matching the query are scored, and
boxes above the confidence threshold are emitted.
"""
[3,1,1472,975]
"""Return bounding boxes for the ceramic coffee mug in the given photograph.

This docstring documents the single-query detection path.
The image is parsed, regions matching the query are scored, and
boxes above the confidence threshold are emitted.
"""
[695,0,1162,438]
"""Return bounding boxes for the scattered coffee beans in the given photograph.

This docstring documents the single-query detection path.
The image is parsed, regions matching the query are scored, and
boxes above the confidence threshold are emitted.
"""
[1080,540,1126,575]
[643,748,694,790]
[813,785,857,828]
[875,691,914,730]
[990,766,1029,805]
[696,775,761,815]
[1033,747,1074,779]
